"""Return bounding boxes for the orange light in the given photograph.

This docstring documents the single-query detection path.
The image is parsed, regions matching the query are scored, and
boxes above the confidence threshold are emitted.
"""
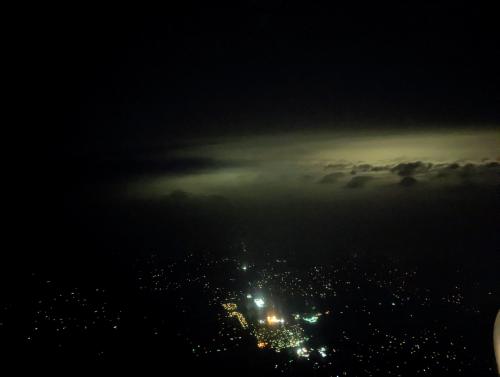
[257,341,267,349]
[267,315,284,325]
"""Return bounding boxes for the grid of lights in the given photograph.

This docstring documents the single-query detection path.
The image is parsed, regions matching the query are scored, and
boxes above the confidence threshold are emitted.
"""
[252,324,307,351]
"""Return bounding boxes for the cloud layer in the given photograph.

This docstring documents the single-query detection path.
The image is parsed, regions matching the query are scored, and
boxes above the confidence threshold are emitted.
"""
[122,129,500,200]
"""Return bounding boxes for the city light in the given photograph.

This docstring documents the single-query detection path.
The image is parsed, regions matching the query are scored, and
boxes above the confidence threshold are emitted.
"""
[222,303,238,312]
[254,298,265,308]
[296,347,310,358]
[257,341,267,349]
[253,324,306,352]
[229,311,248,329]
[222,302,248,329]
[132,245,492,374]
[267,315,285,325]
[303,315,318,324]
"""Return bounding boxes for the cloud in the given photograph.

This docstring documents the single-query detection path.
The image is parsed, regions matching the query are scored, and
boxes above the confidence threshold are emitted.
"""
[370,165,390,172]
[345,175,374,188]
[168,189,190,200]
[391,161,432,176]
[351,164,372,174]
[300,174,315,182]
[125,130,500,199]
[433,161,500,182]
[399,176,418,187]
[319,172,345,184]
[324,163,350,170]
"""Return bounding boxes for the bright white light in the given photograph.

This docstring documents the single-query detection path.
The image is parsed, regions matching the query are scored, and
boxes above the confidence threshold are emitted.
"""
[246,293,252,299]
[296,347,309,358]
[241,265,247,271]
[254,298,265,308]
[267,315,285,325]
[318,346,327,358]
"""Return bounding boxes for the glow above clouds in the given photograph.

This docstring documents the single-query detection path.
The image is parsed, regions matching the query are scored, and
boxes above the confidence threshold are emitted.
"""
[126,128,500,199]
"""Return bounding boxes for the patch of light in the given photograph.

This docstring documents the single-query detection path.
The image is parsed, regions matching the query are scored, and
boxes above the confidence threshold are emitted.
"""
[254,298,265,308]
[296,347,310,358]
[303,315,318,324]
[222,303,238,312]
[229,311,248,329]
[253,324,306,351]
[267,315,285,325]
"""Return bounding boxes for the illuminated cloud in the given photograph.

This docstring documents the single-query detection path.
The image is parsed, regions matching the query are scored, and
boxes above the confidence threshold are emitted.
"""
[351,164,373,174]
[391,162,432,176]
[319,172,345,184]
[324,163,351,170]
[123,128,500,199]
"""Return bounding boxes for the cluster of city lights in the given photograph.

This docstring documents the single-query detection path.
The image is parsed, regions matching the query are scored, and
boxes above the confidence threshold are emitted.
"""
[222,303,237,312]
[267,315,285,325]
[296,347,310,358]
[296,346,328,359]
[222,302,248,329]
[252,324,307,352]
[229,311,248,329]
[254,298,265,308]
[303,314,319,324]
[132,251,496,375]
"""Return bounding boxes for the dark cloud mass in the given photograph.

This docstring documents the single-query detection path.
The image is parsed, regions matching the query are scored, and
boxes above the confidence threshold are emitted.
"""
[433,161,500,184]
[319,172,345,184]
[399,176,418,187]
[345,175,374,189]
[324,163,351,170]
[351,164,373,174]
[391,162,433,177]
[370,165,389,172]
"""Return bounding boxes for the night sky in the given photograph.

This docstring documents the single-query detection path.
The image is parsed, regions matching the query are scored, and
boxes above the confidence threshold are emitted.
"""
[6,2,500,374]
[61,3,499,145]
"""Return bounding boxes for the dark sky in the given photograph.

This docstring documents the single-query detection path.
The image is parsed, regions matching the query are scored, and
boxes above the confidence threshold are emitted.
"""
[45,2,498,153]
